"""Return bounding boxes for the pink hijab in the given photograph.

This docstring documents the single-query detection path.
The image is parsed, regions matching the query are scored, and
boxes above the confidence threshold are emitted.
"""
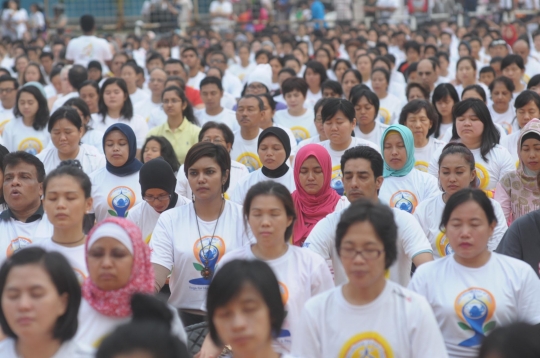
[292,144,341,246]
[82,217,154,318]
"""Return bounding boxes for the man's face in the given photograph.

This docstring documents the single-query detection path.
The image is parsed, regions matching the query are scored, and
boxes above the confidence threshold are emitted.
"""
[149,70,167,96]
[342,158,383,203]
[164,63,187,81]
[40,56,53,73]
[181,50,199,69]
[87,67,101,82]
[513,41,529,63]
[0,80,16,108]
[236,97,264,129]
[3,162,42,213]
[209,54,227,72]
[200,83,222,109]
[406,48,419,62]
[417,60,437,90]
[111,56,127,76]
[479,72,495,87]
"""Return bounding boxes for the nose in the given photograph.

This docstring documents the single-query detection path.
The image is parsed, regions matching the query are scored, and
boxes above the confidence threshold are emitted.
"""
[230,312,248,331]
[18,293,33,311]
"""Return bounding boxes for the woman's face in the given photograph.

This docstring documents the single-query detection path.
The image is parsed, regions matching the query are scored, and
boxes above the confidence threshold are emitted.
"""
[104,130,130,167]
[405,109,432,144]
[187,156,227,201]
[334,62,349,82]
[79,85,99,114]
[355,96,377,127]
[520,138,540,172]
[200,128,232,152]
[436,96,455,118]
[456,108,484,144]
[24,65,41,83]
[338,221,387,289]
[446,200,495,262]
[121,67,137,89]
[299,156,325,195]
[516,100,540,128]
[51,75,62,94]
[18,92,39,119]
[408,87,426,101]
[248,194,292,245]
[162,90,187,118]
[87,237,134,291]
[356,56,372,77]
[342,72,360,99]
[491,82,512,108]
[2,264,68,339]
[315,51,330,68]
[383,132,407,171]
[143,188,171,214]
[457,61,475,84]
[213,283,273,354]
[269,58,282,78]
[371,71,388,93]
[502,63,524,86]
[51,118,82,156]
[438,154,476,197]
[239,47,250,62]
[143,139,161,163]
[458,45,470,58]
[16,57,28,74]
[323,110,356,147]
[44,175,92,230]
[314,106,325,138]
[305,68,321,89]
[103,83,127,113]
[258,135,286,171]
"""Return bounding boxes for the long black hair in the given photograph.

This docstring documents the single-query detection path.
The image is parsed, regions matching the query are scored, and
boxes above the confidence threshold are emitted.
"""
[161,86,198,125]
[98,78,133,122]
[13,85,50,131]
[432,83,460,138]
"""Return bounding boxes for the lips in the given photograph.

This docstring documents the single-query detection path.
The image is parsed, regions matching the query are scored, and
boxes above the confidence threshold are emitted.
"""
[16,317,33,325]
[459,242,473,248]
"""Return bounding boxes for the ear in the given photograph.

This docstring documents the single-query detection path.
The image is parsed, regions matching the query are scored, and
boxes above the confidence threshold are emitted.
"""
[57,292,69,317]
[85,197,93,213]
[222,169,230,186]
[182,100,188,111]
[351,117,357,128]
[286,215,293,228]
[470,168,477,186]
[375,176,384,191]
[38,182,43,198]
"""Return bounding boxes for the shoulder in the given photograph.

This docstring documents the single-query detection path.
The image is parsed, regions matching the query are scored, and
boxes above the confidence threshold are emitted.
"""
[0,337,16,354]
[492,252,535,273]
[80,143,102,156]
[88,167,107,181]
[224,200,243,215]
[414,194,438,214]
[290,244,327,266]
[304,286,339,311]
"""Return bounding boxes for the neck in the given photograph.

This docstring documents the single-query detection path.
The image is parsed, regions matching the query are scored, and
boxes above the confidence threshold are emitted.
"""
[233,343,280,358]
[167,115,184,129]
[193,196,224,221]
[331,137,352,151]
[127,85,137,95]
[241,58,249,67]
[493,102,509,113]
[462,138,481,150]
[454,250,491,268]
[260,119,273,130]
[442,115,453,124]
[189,67,199,78]
[440,68,448,77]
[241,126,259,140]
[342,277,386,305]
[206,106,223,116]
[22,115,35,127]
[11,201,41,222]
[414,136,429,148]
[462,79,475,87]
[252,241,288,261]
[107,108,121,119]
[374,90,387,99]
[288,107,306,117]
[58,146,80,161]
[16,336,62,358]
[52,226,85,247]
[359,121,376,134]
[515,82,524,92]
[2,101,14,110]
[309,85,320,94]
[151,93,161,103]
[362,74,369,82]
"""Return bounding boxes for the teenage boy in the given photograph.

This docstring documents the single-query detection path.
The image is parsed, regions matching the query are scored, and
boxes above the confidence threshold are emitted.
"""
[196,76,238,131]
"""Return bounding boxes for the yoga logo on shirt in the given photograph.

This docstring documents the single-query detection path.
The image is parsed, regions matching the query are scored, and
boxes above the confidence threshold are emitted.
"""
[499,122,513,135]
[338,331,393,358]
[389,190,419,214]
[236,152,262,173]
[455,287,496,347]
[82,43,94,58]
[107,187,136,218]
[290,126,309,144]
[435,230,453,257]
[0,118,10,134]
[377,108,392,125]
[414,160,429,173]
[73,268,87,285]
[18,137,43,155]
[189,235,226,286]
[277,282,291,339]
[474,163,490,190]
[6,237,32,257]
[331,164,344,195]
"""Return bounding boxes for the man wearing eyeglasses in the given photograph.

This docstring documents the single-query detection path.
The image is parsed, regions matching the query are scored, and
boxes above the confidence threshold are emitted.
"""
[209,51,243,99]
[0,75,18,137]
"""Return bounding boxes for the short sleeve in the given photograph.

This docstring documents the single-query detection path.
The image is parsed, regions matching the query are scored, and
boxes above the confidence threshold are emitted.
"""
[149,212,175,270]
[304,216,335,261]
[489,199,508,251]
[413,202,430,237]
[65,41,75,61]
[396,210,433,259]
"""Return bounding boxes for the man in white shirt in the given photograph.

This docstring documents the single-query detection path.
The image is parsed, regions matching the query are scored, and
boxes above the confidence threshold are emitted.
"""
[134,68,166,123]
[0,76,17,135]
[208,51,243,98]
[195,76,238,131]
[181,46,205,90]
[512,39,540,84]
[209,0,233,32]
[51,65,88,112]
[65,14,113,69]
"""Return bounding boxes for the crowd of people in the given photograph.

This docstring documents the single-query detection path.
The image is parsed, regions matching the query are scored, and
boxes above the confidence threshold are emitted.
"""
[1,8,540,358]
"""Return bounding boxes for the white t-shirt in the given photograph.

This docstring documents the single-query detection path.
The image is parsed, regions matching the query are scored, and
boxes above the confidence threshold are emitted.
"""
[319,138,381,195]
[230,129,262,173]
[428,144,515,192]
[150,200,253,309]
[488,104,517,135]
[217,245,334,352]
[147,107,168,129]
[292,135,322,157]
[292,281,448,358]
[414,194,508,259]
[409,253,540,358]
[0,338,93,358]
[440,123,508,143]
[127,197,190,245]
[176,160,249,200]
[37,239,88,284]
[187,71,206,90]
[273,109,317,145]
[221,91,237,110]
[500,131,520,166]
[194,107,239,132]
[437,122,453,140]
[414,137,447,172]
[353,121,389,148]
[230,168,296,205]
[524,58,540,84]
[81,128,105,154]
[228,62,256,83]
[88,168,142,222]
[222,71,243,98]
[129,88,150,105]
[304,206,433,287]
[66,35,113,67]
[377,93,404,125]
[134,98,161,123]
[2,118,50,154]
[0,106,14,135]
[379,169,440,214]
[37,144,105,175]
[305,89,322,109]
[92,114,148,149]
[51,92,79,113]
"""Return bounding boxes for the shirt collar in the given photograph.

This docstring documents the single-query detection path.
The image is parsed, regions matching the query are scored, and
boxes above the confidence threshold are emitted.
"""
[0,204,44,223]
[165,118,189,133]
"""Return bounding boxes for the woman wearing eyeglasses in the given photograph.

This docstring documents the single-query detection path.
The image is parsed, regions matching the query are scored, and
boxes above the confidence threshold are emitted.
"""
[127,158,190,246]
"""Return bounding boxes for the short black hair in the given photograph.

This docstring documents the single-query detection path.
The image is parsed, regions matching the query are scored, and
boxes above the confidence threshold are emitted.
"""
[199,121,235,146]
[0,247,81,342]
[147,52,165,67]
[39,51,54,61]
[80,14,95,32]
[335,199,398,270]
[0,75,18,89]
[181,46,198,57]
[490,56,503,65]
[278,67,297,78]
[200,76,223,92]
[68,65,88,89]
[321,80,343,97]
[206,260,285,346]
[404,40,421,54]
[440,188,497,230]
[437,51,450,63]
[13,85,49,131]
[44,159,92,198]
[77,79,99,94]
[514,90,540,112]
[48,106,82,133]
[257,92,277,111]
[238,94,264,111]
[371,67,390,84]
[350,88,379,118]
[399,99,438,138]
[341,145,383,179]
[99,78,133,121]
[501,54,525,71]
[438,143,477,188]
[480,66,496,76]
[489,76,515,93]
[372,56,391,70]
[332,59,351,73]
[141,136,180,173]
[3,151,46,183]
[462,84,487,103]
[283,55,301,70]
[303,60,328,85]
[457,56,477,72]
[255,49,271,61]
[406,82,430,100]
[184,142,231,192]
[321,98,355,123]
[527,74,540,89]
[281,77,308,97]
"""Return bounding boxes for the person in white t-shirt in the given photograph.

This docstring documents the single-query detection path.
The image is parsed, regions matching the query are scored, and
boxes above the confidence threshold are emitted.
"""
[415,143,507,259]
[273,77,317,144]
[351,88,389,147]
[488,77,517,135]
[432,83,460,140]
[89,123,143,223]
[228,44,256,83]
[65,97,104,153]
[65,14,112,68]
[151,142,253,326]
[3,83,50,154]
[208,51,243,99]
[51,65,88,113]
[371,68,404,125]
[294,200,446,358]
[92,78,149,152]
[78,80,100,116]
[37,107,105,175]
[501,54,526,96]
[128,158,189,245]
[134,68,166,123]
[176,122,249,200]
[428,99,515,195]
[293,98,329,158]
[121,63,150,107]
[195,76,238,131]
[181,47,205,90]
[231,127,295,205]
[0,76,18,136]
[399,100,447,172]
[304,145,433,287]
[409,188,540,358]
[0,247,93,358]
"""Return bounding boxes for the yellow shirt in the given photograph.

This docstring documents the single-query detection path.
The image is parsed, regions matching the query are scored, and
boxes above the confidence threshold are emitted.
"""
[147,118,201,164]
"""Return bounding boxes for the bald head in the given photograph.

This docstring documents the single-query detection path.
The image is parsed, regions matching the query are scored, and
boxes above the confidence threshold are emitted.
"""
[417,59,438,91]
[149,67,167,97]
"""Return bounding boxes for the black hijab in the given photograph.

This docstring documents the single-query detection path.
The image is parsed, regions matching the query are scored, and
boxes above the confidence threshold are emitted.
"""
[103,123,143,177]
[258,127,291,179]
[139,157,178,210]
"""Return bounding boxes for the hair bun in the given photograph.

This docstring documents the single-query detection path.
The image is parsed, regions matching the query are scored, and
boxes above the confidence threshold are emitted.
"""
[58,159,83,171]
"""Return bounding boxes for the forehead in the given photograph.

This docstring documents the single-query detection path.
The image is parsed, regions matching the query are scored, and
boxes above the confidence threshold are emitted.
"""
[5,161,38,175]
[344,158,373,172]
[238,97,258,106]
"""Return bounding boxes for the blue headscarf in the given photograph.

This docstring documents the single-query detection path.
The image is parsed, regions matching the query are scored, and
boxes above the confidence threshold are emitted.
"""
[381,124,416,178]
[103,123,143,177]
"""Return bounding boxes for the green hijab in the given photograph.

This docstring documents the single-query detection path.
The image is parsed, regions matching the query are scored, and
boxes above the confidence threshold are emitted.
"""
[381,124,416,178]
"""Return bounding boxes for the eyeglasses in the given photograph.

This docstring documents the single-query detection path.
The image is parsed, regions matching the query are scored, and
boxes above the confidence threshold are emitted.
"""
[339,247,384,260]
[143,194,171,203]
[202,137,224,144]
[0,88,15,94]
[247,83,265,90]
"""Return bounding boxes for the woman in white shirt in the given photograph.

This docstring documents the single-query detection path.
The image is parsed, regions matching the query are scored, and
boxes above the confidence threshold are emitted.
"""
[37,107,105,175]
[65,97,104,153]
[77,80,99,115]
[433,83,460,140]
[371,68,403,125]
[454,56,488,98]
[231,127,295,205]
[415,143,507,259]
[292,200,447,358]
[89,123,143,222]
[379,124,439,214]
[428,99,515,195]
[150,142,252,326]
[488,76,516,135]
[303,61,326,109]
[351,88,389,146]
[399,100,446,172]
[121,62,149,105]
[3,83,50,154]
[409,188,540,358]
[0,247,91,358]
